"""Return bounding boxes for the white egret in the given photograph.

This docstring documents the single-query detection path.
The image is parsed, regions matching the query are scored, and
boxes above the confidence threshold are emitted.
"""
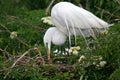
[51,2,109,46]
[43,27,67,60]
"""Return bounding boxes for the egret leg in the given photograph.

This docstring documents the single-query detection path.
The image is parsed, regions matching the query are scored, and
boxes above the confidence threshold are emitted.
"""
[47,50,53,64]
[66,37,71,56]
[73,35,77,46]
[67,36,71,49]
[61,44,67,55]
[47,48,51,60]
[60,46,63,54]
[46,43,51,61]
[59,46,62,54]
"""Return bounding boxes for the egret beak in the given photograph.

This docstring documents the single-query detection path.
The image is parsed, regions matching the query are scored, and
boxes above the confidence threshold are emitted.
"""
[47,48,51,61]
[45,43,51,61]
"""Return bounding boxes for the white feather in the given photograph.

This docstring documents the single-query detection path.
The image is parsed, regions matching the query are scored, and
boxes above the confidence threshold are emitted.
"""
[51,2,109,37]
[43,27,67,49]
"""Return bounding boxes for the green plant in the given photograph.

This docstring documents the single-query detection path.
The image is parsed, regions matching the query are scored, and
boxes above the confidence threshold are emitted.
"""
[0,0,120,80]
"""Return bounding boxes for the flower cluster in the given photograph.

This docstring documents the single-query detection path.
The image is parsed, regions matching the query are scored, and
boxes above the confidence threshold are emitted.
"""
[78,55,107,69]
[41,16,54,25]
[78,55,86,62]
[68,46,80,55]
[99,61,107,67]
[100,30,108,35]
[91,55,107,69]
[53,46,80,56]
[10,31,17,39]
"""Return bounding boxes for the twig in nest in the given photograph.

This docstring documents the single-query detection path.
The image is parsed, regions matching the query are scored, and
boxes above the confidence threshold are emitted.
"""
[33,45,45,65]
[0,46,11,59]
[4,47,45,79]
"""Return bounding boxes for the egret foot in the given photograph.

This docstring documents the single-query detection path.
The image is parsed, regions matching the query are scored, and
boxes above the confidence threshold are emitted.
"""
[48,55,52,64]
[48,59,52,64]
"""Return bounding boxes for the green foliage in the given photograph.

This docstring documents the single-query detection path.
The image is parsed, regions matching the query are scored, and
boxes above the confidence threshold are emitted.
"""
[109,66,120,80]
[0,9,48,55]
[97,24,120,64]
[0,0,29,15]
[88,0,120,23]
[0,0,120,80]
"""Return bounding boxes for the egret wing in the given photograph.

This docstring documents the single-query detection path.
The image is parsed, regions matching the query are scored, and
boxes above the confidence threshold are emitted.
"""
[51,2,108,38]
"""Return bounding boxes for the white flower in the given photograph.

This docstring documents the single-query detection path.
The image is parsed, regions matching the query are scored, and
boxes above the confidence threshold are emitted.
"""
[98,56,103,60]
[75,46,80,50]
[10,31,17,39]
[92,62,96,65]
[100,30,108,35]
[68,49,73,53]
[96,64,100,68]
[73,50,78,55]
[54,54,58,56]
[70,46,80,51]
[78,59,81,62]
[68,46,80,55]
[70,47,74,50]
[47,21,54,25]
[78,55,86,62]
[81,55,86,59]
[46,16,50,19]
[65,52,68,55]
[62,52,64,55]
[65,48,69,51]
[58,51,61,54]
[53,49,58,53]
[41,16,54,25]
[43,19,48,23]
[41,17,46,21]
[99,61,107,67]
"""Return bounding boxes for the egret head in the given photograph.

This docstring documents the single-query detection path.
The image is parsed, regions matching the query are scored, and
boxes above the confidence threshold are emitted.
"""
[43,27,55,60]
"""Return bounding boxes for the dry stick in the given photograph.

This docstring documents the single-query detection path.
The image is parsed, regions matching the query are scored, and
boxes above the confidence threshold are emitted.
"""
[0,23,29,47]
[0,47,10,59]
[4,47,43,79]
[34,46,45,65]
[94,6,120,19]
[100,9,104,19]
[5,14,46,33]
[86,0,90,10]
[0,30,8,33]
[4,48,33,79]
[46,0,55,15]
[17,20,46,32]
[15,37,29,47]
[115,0,120,5]
[0,45,12,60]
[107,8,120,22]
[0,23,11,33]
[0,46,8,54]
